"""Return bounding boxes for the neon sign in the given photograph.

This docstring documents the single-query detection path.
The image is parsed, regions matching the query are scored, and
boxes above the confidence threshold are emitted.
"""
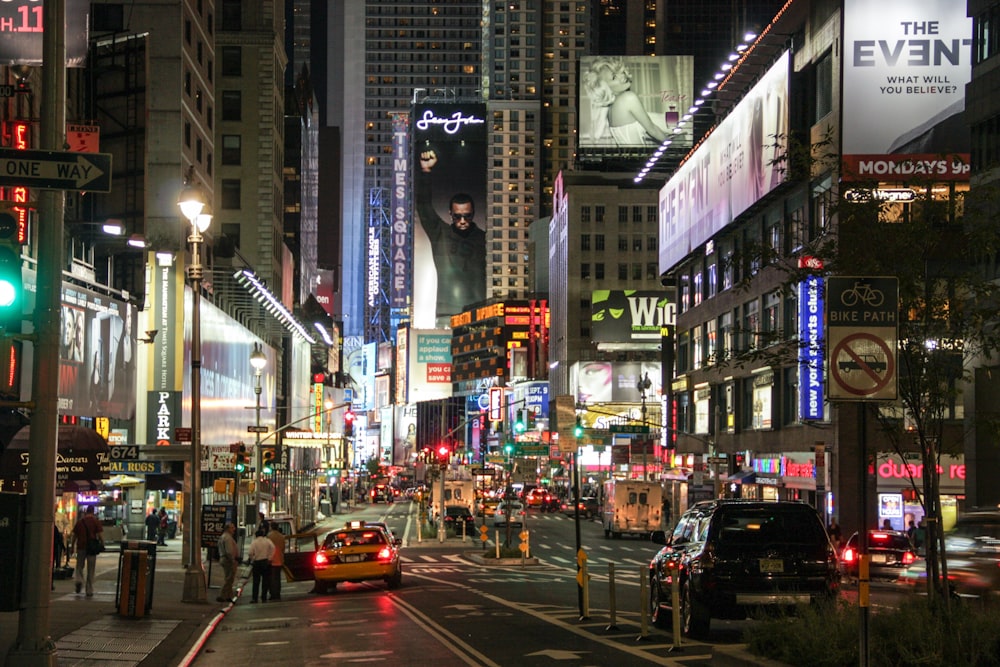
[414,109,485,135]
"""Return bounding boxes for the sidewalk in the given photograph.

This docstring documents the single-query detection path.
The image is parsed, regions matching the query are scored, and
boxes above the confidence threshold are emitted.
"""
[0,541,247,667]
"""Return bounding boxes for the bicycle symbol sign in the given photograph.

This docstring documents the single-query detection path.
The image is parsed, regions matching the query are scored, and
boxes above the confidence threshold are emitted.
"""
[826,276,898,401]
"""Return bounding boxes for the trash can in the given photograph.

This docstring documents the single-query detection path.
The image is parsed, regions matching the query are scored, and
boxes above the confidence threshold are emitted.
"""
[115,539,157,618]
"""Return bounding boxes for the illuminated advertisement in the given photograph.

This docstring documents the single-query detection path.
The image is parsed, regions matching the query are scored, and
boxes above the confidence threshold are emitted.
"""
[391,113,410,309]
[21,269,139,420]
[659,51,789,273]
[578,55,694,149]
[841,0,971,181]
[0,0,90,67]
[406,329,453,403]
[571,360,661,405]
[797,275,825,420]
[412,103,487,328]
[591,290,676,343]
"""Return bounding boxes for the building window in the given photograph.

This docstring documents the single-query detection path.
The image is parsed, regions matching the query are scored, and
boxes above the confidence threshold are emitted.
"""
[646,205,656,222]
[221,46,241,76]
[618,263,628,280]
[221,179,241,209]
[581,263,590,279]
[706,261,718,297]
[184,70,191,96]
[618,235,628,251]
[618,206,628,223]
[692,324,703,370]
[580,234,590,251]
[679,275,690,313]
[633,237,643,252]
[743,299,760,352]
[720,311,733,360]
[815,50,833,121]
[705,319,717,364]
[221,0,241,30]
[722,247,734,290]
[580,206,591,223]
[595,206,605,223]
[221,134,241,165]
[763,290,780,345]
[595,263,605,280]
[633,206,643,223]
[595,234,605,250]
[692,270,703,307]
[693,385,710,433]
[184,122,191,148]
[221,91,241,121]
[749,370,774,430]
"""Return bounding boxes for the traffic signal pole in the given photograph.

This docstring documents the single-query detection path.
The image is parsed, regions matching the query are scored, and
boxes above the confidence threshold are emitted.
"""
[6,2,66,665]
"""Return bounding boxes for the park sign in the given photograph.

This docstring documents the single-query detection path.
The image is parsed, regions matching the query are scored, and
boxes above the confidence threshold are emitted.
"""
[0,148,112,192]
[826,276,898,401]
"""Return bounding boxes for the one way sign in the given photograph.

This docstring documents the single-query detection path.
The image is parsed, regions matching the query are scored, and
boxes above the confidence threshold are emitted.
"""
[0,148,112,192]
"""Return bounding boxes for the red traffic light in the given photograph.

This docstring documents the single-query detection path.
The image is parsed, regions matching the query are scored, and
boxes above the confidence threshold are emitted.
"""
[436,444,450,457]
[344,410,355,423]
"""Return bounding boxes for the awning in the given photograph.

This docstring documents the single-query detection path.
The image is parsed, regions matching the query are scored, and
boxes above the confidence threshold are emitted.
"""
[0,425,110,493]
[728,469,757,485]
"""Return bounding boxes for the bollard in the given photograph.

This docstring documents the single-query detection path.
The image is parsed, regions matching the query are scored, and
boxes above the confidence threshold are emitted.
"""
[638,565,649,640]
[581,557,590,619]
[495,530,500,559]
[462,520,466,543]
[606,562,619,631]
[670,562,683,649]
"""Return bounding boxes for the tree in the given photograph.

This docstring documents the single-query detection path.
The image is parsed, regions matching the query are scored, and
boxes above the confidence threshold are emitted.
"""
[722,128,1000,606]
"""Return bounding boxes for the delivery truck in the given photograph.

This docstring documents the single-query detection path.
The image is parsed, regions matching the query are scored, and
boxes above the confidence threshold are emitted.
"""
[602,479,662,538]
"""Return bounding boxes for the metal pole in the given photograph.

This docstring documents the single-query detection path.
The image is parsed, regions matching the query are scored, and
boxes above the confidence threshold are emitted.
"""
[254,370,262,520]
[6,1,65,663]
[181,218,207,603]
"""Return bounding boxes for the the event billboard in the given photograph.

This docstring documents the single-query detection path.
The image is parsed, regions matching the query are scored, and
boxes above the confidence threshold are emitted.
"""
[659,51,789,273]
[578,56,694,149]
[841,0,972,181]
[412,102,487,328]
[591,290,676,345]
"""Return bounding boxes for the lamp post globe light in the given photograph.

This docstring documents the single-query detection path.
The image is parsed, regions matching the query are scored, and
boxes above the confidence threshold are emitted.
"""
[179,177,210,604]
[251,343,267,521]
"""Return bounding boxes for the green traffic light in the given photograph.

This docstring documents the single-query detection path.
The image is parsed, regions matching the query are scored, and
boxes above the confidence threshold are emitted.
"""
[263,464,273,474]
[234,461,246,473]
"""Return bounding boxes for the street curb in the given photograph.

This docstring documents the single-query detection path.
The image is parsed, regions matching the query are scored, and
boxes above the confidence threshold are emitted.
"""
[463,552,540,566]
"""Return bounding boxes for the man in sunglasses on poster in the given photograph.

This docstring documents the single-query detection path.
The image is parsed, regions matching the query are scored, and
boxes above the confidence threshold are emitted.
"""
[416,148,486,326]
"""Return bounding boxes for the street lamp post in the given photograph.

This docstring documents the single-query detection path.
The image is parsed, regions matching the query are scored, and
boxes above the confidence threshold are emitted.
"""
[637,372,652,481]
[179,180,210,604]
[251,344,267,522]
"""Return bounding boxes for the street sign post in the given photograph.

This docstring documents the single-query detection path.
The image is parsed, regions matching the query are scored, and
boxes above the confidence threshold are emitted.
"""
[826,276,898,401]
[0,148,112,192]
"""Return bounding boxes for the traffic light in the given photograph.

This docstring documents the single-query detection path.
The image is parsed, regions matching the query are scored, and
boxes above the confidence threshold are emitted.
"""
[574,416,584,438]
[514,410,526,434]
[262,447,275,474]
[503,442,515,456]
[235,444,248,473]
[435,443,451,465]
[0,203,24,331]
[344,409,355,437]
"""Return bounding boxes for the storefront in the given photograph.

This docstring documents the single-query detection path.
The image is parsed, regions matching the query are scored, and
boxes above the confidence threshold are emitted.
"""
[875,452,964,533]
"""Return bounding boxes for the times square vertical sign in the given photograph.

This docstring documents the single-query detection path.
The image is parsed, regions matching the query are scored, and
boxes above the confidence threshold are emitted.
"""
[390,113,410,310]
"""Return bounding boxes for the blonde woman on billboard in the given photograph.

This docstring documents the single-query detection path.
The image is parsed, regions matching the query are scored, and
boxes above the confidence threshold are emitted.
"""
[582,57,667,147]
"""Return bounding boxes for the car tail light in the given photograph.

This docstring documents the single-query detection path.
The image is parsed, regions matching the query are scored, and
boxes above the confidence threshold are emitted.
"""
[377,546,393,561]
[842,546,856,564]
[315,551,329,566]
[870,532,889,541]
[902,551,916,565]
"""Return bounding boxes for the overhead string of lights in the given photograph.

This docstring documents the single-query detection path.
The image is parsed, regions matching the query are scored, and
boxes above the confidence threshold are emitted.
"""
[634,30,760,184]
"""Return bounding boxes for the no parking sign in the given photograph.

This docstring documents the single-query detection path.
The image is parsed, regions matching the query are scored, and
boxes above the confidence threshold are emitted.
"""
[826,277,898,401]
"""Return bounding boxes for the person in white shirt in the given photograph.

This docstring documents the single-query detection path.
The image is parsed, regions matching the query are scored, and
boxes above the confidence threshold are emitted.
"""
[247,527,275,603]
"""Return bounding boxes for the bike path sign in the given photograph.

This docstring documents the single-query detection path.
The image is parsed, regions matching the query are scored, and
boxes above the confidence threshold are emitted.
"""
[826,276,898,401]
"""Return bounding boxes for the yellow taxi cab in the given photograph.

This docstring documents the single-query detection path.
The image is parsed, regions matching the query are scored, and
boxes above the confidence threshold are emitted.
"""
[313,521,402,593]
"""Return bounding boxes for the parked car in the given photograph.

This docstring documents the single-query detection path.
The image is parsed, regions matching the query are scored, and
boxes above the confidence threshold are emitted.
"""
[493,501,526,529]
[839,530,916,582]
[443,506,476,535]
[648,500,839,638]
[561,496,600,519]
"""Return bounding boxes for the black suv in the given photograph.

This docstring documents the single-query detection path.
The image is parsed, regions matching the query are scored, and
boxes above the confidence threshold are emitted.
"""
[648,500,839,637]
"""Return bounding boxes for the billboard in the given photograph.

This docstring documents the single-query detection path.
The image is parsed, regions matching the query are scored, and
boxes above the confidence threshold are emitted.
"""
[591,290,676,344]
[0,0,90,67]
[578,56,694,149]
[412,103,487,328]
[841,0,972,181]
[659,51,789,273]
[571,360,661,405]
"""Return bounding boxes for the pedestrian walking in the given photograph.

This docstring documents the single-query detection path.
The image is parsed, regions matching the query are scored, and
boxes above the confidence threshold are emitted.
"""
[157,508,168,545]
[247,526,275,603]
[217,522,239,602]
[72,506,104,597]
[267,523,285,601]
[145,508,159,542]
